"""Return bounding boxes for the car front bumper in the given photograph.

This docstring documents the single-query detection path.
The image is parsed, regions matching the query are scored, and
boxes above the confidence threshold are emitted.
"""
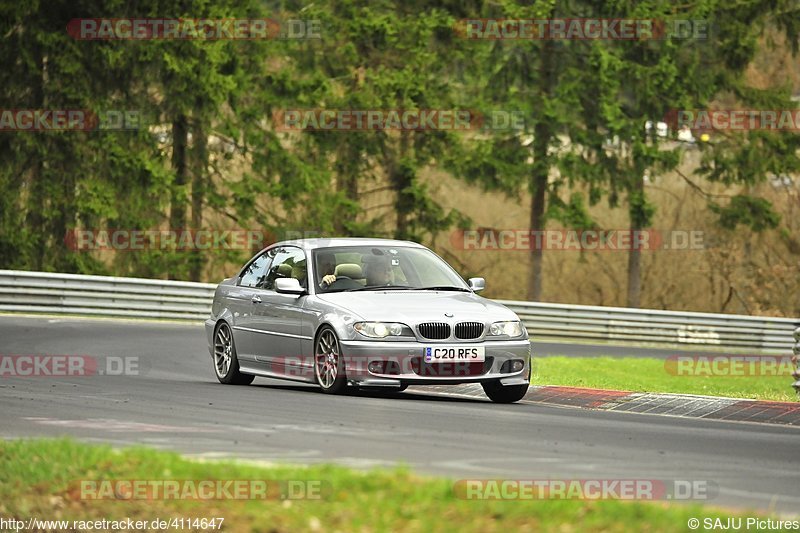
[338,338,532,386]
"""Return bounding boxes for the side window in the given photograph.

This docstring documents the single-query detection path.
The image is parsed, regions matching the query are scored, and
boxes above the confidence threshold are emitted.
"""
[314,252,339,287]
[263,247,307,290]
[239,252,271,288]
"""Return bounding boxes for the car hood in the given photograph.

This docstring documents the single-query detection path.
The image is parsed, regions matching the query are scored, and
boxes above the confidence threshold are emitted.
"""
[314,290,519,324]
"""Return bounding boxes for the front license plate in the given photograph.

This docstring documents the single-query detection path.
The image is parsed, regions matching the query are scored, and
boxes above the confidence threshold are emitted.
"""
[423,346,485,363]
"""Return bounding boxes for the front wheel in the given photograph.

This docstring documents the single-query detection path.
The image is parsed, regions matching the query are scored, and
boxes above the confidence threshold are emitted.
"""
[481,369,531,403]
[213,322,255,385]
[314,327,348,394]
[482,380,528,403]
[483,362,531,403]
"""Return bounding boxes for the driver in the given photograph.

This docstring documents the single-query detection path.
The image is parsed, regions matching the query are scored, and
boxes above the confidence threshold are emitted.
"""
[364,257,393,286]
[317,253,337,288]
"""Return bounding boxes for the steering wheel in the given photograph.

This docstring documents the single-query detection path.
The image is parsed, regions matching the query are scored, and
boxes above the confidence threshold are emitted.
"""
[327,276,364,291]
[321,275,351,289]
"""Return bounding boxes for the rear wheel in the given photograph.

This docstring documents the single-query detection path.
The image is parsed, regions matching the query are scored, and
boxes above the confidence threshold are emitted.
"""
[213,322,255,385]
[315,327,348,394]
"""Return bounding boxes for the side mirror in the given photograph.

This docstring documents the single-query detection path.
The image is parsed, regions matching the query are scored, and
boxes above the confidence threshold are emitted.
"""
[275,278,305,295]
[467,277,485,292]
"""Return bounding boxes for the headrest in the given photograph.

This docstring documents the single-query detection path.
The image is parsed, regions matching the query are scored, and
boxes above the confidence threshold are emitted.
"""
[335,263,363,278]
[291,264,306,279]
[277,263,293,276]
[362,254,391,269]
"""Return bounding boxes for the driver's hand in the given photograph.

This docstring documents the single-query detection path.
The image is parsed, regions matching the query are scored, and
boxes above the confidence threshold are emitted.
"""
[322,274,336,286]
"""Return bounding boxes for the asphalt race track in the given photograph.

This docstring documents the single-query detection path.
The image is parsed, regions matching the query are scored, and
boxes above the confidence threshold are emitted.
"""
[0,316,797,514]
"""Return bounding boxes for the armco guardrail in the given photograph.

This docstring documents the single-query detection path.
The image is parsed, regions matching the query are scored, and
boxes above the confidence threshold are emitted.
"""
[0,269,215,321]
[497,300,800,354]
[0,269,797,353]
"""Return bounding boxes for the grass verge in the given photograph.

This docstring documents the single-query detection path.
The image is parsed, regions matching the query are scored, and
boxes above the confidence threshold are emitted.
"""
[532,356,796,402]
[0,438,747,532]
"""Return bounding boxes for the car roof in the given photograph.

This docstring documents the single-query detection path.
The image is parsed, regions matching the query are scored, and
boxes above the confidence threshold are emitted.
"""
[272,237,427,251]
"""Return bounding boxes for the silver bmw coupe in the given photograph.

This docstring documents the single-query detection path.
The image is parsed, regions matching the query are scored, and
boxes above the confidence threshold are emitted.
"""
[204,238,531,403]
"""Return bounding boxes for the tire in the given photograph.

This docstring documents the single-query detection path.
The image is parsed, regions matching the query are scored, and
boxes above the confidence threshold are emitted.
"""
[482,363,530,403]
[213,322,255,385]
[314,326,348,394]
[481,380,529,403]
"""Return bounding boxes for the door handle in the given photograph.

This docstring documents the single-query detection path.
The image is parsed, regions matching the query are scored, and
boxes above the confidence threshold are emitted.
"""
[251,295,262,304]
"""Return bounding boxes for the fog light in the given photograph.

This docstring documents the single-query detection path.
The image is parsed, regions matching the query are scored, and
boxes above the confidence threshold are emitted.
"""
[511,360,525,372]
[368,361,385,373]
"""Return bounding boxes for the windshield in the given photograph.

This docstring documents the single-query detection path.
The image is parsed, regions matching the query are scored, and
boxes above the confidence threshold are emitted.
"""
[312,246,469,293]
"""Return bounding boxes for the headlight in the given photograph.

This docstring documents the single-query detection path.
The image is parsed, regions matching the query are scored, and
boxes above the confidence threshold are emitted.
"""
[354,322,409,338]
[488,321,523,337]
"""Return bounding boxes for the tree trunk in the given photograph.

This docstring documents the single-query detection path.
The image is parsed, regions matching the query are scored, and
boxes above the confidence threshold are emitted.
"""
[169,114,189,279]
[188,120,207,281]
[527,39,556,301]
[626,173,645,308]
[527,160,547,301]
[26,158,46,270]
[53,157,75,272]
[392,130,413,240]
[626,231,642,307]
[26,50,47,270]
[334,144,359,235]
